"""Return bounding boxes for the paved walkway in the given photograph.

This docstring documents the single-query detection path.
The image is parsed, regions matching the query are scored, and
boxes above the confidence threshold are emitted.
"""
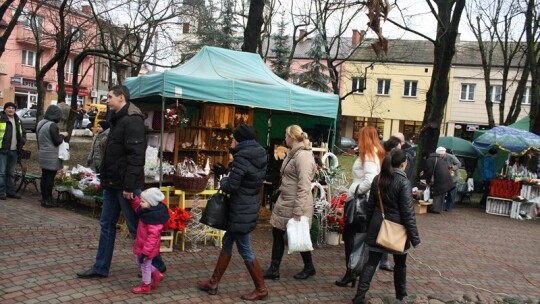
[1,194,539,303]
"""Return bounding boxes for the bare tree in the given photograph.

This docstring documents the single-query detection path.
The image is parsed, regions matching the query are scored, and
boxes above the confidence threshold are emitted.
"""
[526,0,540,134]
[0,0,28,58]
[242,0,264,53]
[466,0,528,127]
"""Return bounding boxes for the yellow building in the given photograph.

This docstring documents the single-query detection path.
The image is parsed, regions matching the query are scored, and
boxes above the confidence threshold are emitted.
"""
[341,40,437,142]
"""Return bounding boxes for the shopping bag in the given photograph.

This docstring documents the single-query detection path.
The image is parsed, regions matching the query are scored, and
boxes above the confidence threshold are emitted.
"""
[348,233,368,275]
[200,191,229,230]
[58,140,70,161]
[286,216,313,254]
[375,218,407,253]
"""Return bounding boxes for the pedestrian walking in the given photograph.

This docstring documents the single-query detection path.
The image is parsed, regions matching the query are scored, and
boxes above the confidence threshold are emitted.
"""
[263,124,317,281]
[76,85,166,279]
[130,188,170,294]
[352,149,421,303]
[0,102,26,200]
[198,124,269,301]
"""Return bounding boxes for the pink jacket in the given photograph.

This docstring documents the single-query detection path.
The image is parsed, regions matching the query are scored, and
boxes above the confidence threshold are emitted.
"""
[131,197,167,258]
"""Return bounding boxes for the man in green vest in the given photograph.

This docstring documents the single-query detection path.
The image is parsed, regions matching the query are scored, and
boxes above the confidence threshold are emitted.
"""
[0,102,26,200]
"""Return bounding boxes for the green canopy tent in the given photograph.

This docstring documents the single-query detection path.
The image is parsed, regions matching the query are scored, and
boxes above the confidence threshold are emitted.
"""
[124,46,339,183]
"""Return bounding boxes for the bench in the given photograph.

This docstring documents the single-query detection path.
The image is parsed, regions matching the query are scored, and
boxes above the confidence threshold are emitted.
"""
[16,172,41,192]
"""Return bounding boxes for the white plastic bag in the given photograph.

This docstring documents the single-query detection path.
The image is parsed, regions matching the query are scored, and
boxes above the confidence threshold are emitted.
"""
[58,140,70,161]
[423,185,431,201]
[286,216,313,254]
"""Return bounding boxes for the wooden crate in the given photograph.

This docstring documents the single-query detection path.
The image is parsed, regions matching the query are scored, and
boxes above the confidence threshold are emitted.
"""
[486,196,512,216]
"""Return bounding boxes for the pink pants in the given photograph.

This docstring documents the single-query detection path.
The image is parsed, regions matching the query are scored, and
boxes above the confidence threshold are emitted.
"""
[136,255,156,284]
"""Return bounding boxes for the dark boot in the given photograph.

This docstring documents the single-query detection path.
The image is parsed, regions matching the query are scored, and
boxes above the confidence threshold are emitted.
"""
[197,252,231,295]
[294,251,316,280]
[241,259,268,301]
[263,228,285,280]
[352,264,378,304]
[41,197,58,208]
[335,268,356,287]
[394,266,407,300]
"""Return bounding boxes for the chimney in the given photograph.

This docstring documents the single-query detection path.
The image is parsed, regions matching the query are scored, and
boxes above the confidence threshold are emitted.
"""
[299,29,307,42]
[81,5,91,15]
[182,23,190,34]
[352,29,363,45]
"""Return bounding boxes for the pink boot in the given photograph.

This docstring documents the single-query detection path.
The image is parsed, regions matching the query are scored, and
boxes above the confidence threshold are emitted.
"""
[132,282,151,294]
[151,270,164,288]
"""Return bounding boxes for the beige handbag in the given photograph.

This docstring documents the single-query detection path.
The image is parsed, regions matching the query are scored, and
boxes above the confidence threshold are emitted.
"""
[375,177,407,253]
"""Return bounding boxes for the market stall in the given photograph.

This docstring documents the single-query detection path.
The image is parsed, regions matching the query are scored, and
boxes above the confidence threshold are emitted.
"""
[473,126,540,219]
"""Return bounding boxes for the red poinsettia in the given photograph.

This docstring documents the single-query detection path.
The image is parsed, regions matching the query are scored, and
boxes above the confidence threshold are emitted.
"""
[166,206,191,231]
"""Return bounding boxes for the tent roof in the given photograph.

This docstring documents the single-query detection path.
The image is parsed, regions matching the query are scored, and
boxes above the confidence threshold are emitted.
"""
[125,46,339,119]
[509,116,530,131]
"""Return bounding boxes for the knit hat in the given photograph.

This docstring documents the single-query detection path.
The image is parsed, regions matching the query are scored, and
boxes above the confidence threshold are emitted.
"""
[435,146,447,155]
[140,187,165,207]
[233,124,256,142]
[3,102,16,110]
[98,120,110,130]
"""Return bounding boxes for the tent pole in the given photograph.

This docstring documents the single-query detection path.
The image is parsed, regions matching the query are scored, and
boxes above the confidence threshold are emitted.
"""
[159,95,165,187]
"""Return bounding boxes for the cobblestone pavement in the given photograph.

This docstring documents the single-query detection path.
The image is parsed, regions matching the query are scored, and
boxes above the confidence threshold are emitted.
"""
[1,194,539,304]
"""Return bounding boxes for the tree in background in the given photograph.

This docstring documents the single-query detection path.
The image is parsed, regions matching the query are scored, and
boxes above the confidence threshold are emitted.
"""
[242,0,264,53]
[0,0,28,58]
[526,0,540,134]
[270,14,291,80]
[295,30,330,92]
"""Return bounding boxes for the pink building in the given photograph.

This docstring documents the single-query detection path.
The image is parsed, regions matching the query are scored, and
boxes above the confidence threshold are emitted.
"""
[0,1,95,109]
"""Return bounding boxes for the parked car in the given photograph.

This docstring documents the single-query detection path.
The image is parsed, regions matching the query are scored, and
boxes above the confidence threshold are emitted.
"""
[75,114,92,130]
[339,136,357,151]
[16,109,37,132]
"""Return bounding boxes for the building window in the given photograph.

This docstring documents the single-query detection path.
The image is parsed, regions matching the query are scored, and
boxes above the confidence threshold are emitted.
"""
[403,80,417,97]
[490,85,502,103]
[21,50,35,66]
[522,87,531,104]
[66,95,84,107]
[69,27,84,42]
[352,77,365,93]
[22,12,43,32]
[101,64,108,82]
[377,79,390,95]
[66,58,73,81]
[460,83,476,101]
[352,117,384,141]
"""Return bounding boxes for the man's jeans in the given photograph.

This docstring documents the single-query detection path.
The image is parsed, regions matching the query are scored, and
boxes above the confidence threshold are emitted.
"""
[0,150,18,196]
[221,231,256,262]
[92,188,165,275]
[446,186,457,212]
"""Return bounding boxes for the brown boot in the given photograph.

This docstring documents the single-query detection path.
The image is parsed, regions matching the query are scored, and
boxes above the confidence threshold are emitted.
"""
[241,259,268,301]
[197,252,232,295]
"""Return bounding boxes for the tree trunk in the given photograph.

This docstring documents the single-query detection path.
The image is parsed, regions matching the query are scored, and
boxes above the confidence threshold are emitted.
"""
[412,0,466,183]
[0,0,27,58]
[241,0,264,53]
[526,0,540,134]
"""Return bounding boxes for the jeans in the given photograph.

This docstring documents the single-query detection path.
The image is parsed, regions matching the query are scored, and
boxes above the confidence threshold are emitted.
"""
[446,186,457,212]
[75,119,83,129]
[0,150,18,196]
[92,188,165,275]
[221,231,255,262]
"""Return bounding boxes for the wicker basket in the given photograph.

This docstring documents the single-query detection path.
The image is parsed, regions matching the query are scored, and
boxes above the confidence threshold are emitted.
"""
[171,175,209,193]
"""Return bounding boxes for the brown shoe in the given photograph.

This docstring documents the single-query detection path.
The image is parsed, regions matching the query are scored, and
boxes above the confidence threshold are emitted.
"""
[241,259,268,301]
[197,252,231,295]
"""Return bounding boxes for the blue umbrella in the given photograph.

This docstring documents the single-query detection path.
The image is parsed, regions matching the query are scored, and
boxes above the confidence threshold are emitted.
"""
[472,126,540,155]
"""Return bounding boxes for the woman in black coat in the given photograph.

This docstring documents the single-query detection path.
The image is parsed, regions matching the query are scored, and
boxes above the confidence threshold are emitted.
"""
[198,124,269,301]
[352,149,421,304]
[422,152,454,213]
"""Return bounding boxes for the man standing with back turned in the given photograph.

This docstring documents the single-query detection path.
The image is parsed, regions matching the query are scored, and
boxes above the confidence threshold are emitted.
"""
[77,85,166,278]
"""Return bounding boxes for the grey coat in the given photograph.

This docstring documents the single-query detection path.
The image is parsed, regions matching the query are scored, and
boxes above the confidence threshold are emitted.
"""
[87,129,109,170]
[270,142,317,231]
[37,105,65,171]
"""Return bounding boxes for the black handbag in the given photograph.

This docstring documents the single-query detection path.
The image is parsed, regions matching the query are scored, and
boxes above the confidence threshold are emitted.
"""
[200,191,229,230]
[348,232,368,275]
[344,185,368,225]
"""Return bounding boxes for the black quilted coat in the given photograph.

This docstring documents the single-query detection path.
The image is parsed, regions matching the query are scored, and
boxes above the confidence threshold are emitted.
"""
[365,169,421,252]
[219,139,268,233]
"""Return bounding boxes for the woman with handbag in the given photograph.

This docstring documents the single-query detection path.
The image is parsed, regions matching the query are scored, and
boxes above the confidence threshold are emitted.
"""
[352,149,421,303]
[197,124,269,301]
[336,126,384,287]
[263,124,317,281]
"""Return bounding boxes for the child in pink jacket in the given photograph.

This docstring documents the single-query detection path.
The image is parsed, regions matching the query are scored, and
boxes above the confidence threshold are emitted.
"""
[131,188,170,294]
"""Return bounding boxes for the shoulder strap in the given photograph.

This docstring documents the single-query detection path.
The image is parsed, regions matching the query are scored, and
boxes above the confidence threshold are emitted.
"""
[377,175,385,217]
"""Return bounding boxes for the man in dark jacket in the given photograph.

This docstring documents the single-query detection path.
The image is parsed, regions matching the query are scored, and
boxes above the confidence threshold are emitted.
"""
[198,124,269,301]
[0,102,26,200]
[393,132,415,181]
[77,85,166,279]
[422,151,454,213]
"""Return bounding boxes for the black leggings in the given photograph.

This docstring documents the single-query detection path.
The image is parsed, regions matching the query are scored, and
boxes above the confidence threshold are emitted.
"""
[40,169,57,202]
[271,226,313,267]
